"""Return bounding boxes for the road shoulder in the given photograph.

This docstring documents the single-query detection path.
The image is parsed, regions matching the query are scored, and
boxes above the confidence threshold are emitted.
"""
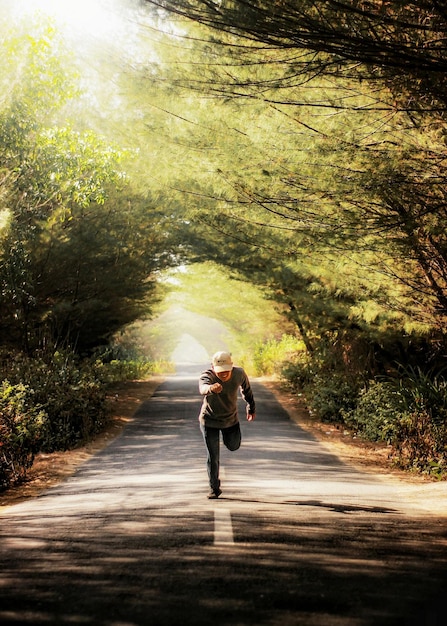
[0,378,164,509]
[2,375,445,511]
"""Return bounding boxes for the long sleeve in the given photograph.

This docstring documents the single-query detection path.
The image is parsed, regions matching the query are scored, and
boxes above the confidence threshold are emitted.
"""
[199,370,215,396]
[198,367,255,428]
[240,373,256,414]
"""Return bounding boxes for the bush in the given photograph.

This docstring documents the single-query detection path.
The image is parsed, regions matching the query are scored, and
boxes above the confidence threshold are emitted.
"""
[279,343,447,478]
[40,375,108,452]
[391,365,447,424]
[342,381,405,442]
[280,352,316,390]
[2,352,109,452]
[386,366,447,475]
[1,351,175,489]
[333,370,447,476]
[252,335,306,376]
[394,410,447,476]
[281,350,360,422]
[94,358,173,383]
[33,359,108,452]
[308,372,360,423]
[0,381,46,489]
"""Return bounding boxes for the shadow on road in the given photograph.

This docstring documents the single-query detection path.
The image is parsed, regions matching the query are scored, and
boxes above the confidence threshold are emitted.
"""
[0,507,446,625]
[221,496,398,515]
[1,374,446,625]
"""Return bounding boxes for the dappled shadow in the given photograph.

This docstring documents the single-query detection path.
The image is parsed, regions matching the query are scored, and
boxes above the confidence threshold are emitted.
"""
[286,499,398,514]
[12,377,424,516]
[1,376,446,625]
[219,496,399,515]
[0,508,446,625]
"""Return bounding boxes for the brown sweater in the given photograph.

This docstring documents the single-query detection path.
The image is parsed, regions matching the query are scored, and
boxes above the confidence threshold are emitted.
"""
[198,366,256,429]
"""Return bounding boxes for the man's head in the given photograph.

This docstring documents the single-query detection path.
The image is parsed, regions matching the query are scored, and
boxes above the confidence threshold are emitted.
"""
[212,351,233,381]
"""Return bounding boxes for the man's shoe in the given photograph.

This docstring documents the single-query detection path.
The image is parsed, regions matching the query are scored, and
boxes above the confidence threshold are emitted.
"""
[208,488,222,499]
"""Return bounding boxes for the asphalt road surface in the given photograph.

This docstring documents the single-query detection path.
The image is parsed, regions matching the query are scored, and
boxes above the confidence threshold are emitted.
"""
[1,366,447,626]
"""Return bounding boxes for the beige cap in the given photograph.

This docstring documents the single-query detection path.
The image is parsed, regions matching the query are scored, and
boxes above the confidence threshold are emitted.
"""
[212,351,233,373]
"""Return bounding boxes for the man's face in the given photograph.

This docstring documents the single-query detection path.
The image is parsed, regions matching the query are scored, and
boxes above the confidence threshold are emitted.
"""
[216,369,232,382]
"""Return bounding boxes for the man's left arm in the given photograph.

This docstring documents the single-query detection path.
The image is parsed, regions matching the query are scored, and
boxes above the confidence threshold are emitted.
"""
[240,372,256,421]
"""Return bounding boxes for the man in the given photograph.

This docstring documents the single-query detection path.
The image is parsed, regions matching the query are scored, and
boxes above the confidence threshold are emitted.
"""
[198,351,256,499]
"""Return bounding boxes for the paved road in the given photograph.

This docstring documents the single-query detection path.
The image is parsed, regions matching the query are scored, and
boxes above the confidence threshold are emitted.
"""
[1,368,446,625]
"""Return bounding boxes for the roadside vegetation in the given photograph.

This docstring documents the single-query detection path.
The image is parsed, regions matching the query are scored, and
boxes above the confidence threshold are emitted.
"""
[141,1,447,479]
[0,20,177,489]
[2,2,447,489]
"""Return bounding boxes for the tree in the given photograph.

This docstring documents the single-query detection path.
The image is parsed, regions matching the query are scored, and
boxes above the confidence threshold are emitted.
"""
[139,1,447,338]
[0,23,177,354]
[145,1,447,109]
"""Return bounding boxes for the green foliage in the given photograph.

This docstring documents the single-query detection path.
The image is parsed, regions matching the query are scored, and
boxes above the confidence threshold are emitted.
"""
[0,24,177,356]
[3,352,109,453]
[342,381,405,443]
[0,380,46,489]
[95,359,174,383]
[0,349,175,490]
[394,410,447,477]
[390,365,447,425]
[170,262,292,341]
[281,357,315,390]
[306,373,360,425]
[122,262,295,366]
[0,21,77,131]
[251,334,306,376]
[282,344,447,477]
[39,373,107,453]
[135,2,447,351]
[383,366,447,476]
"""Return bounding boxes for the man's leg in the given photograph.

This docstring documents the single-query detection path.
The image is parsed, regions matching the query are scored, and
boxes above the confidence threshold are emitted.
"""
[222,422,241,451]
[200,424,221,493]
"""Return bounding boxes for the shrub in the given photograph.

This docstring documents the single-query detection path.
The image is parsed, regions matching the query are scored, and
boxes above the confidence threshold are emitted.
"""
[394,410,447,476]
[94,358,173,383]
[385,365,447,475]
[340,370,447,476]
[281,350,360,422]
[252,335,306,376]
[0,381,46,489]
[2,352,109,452]
[39,374,108,452]
[278,343,447,478]
[342,381,405,442]
[308,372,360,423]
[280,352,316,390]
[391,365,447,424]
[1,351,174,488]
[33,359,108,452]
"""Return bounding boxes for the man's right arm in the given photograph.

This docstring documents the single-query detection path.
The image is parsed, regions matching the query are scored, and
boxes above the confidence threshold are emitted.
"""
[199,373,222,395]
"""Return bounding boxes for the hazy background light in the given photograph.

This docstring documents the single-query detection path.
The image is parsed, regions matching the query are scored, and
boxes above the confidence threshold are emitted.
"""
[6,0,125,41]
[2,0,162,123]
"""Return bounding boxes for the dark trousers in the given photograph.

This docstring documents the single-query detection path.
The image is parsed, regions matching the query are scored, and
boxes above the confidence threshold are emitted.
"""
[200,423,241,490]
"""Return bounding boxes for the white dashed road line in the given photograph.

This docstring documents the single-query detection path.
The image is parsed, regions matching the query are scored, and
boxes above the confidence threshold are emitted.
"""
[214,507,234,545]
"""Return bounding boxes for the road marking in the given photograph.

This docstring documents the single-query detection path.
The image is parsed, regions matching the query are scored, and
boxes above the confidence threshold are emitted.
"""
[214,507,234,545]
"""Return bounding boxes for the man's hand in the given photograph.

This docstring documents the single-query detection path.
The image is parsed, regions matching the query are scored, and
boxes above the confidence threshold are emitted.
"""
[209,382,223,394]
[247,412,255,421]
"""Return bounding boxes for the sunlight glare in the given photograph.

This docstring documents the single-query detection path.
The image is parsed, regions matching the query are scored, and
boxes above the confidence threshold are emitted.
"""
[11,0,124,41]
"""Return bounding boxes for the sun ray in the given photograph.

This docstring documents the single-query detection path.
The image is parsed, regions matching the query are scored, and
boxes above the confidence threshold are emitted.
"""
[7,0,124,41]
